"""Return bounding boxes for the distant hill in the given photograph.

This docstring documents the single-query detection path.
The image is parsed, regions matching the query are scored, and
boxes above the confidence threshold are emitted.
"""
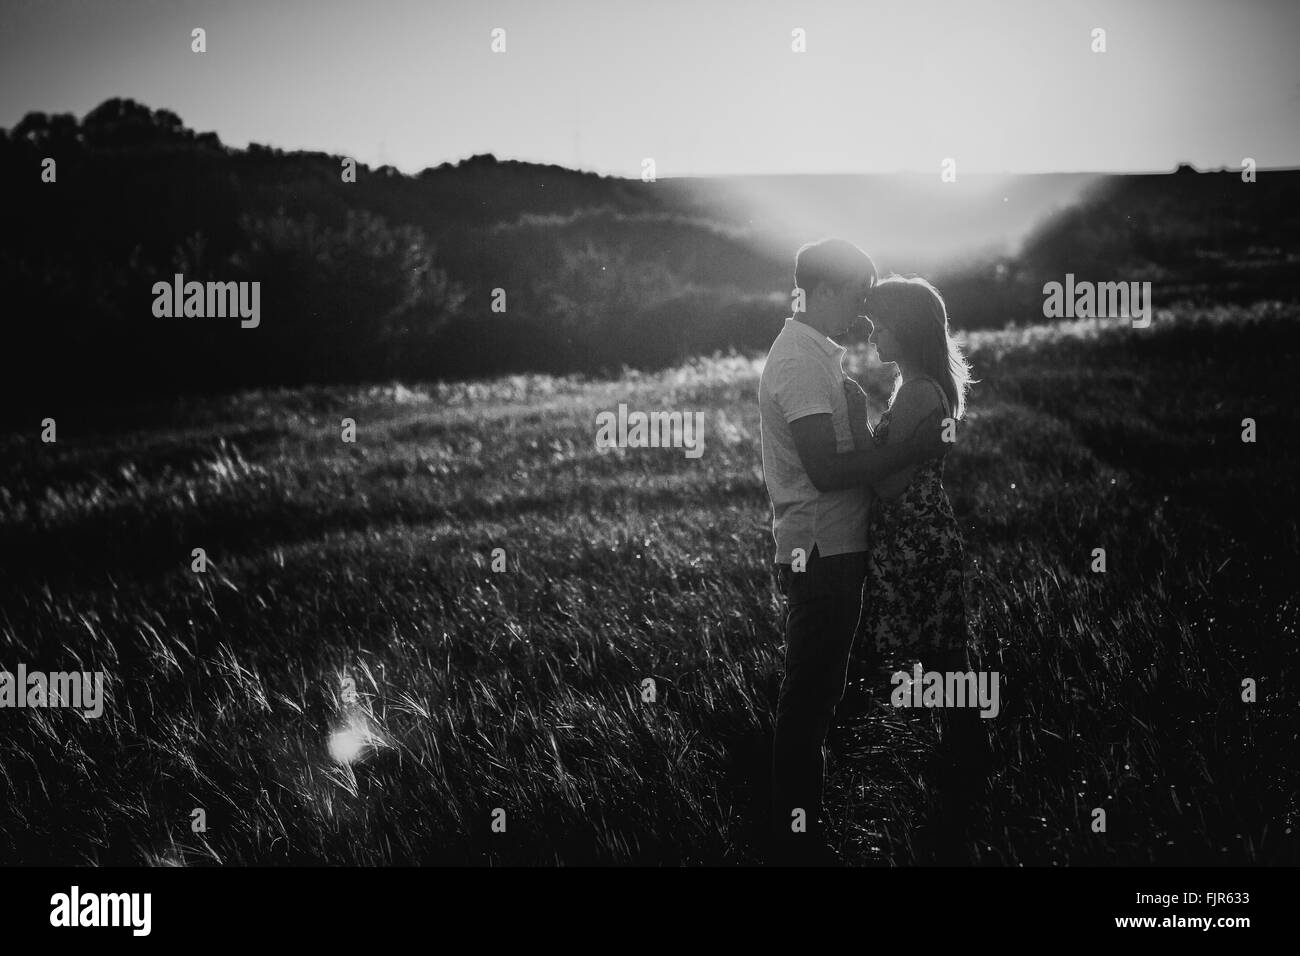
[2,98,1297,414]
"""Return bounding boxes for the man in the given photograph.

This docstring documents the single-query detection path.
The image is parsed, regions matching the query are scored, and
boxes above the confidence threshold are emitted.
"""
[760,238,949,865]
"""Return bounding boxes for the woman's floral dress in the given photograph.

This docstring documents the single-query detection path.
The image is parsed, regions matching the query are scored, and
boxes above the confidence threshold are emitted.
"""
[853,376,968,661]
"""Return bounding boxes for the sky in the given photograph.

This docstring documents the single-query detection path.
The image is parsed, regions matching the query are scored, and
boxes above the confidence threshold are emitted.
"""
[1,0,1298,177]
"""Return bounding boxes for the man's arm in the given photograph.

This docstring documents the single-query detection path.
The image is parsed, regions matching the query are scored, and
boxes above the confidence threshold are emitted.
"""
[790,409,949,493]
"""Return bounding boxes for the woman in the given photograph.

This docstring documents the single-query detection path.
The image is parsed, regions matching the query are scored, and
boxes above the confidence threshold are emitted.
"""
[839,276,988,790]
[852,275,972,676]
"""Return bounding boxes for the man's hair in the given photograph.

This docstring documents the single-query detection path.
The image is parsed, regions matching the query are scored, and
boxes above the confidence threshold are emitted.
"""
[794,238,877,296]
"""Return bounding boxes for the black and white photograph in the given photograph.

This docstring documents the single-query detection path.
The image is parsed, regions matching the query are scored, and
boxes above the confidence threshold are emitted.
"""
[0,0,1296,938]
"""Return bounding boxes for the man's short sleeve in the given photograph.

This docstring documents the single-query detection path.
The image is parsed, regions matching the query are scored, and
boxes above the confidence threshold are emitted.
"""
[770,354,832,423]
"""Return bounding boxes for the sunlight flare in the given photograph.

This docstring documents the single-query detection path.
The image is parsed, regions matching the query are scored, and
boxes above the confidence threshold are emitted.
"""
[328,721,375,765]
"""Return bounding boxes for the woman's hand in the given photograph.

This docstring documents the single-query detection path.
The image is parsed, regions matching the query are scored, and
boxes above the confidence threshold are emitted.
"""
[843,377,872,449]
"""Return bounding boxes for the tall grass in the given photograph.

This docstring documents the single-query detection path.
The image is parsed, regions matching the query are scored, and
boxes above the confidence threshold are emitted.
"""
[1,303,1296,865]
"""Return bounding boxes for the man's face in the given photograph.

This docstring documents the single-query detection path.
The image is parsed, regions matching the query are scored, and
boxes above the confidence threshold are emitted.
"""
[824,277,875,336]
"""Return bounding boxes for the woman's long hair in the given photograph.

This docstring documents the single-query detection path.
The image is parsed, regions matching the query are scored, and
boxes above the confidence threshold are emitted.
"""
[867,276,974,419]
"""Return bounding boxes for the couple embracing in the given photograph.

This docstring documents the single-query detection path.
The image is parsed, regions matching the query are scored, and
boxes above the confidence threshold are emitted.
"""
[759,238,987,866]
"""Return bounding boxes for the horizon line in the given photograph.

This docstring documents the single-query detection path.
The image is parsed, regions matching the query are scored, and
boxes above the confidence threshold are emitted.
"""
[8,99,1297,180]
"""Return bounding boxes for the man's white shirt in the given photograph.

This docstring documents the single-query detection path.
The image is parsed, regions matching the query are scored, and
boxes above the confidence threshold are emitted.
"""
[758,317,872,563]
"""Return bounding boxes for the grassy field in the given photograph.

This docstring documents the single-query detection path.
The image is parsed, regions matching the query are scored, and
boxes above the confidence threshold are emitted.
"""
[2,302,1298,865]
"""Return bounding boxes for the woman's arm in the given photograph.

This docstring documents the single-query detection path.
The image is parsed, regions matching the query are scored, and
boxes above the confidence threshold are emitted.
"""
[872,381,946,499]
[843,378,873,450]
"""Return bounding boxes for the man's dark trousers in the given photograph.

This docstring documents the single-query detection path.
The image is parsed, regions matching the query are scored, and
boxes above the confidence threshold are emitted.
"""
[771,545,867,860]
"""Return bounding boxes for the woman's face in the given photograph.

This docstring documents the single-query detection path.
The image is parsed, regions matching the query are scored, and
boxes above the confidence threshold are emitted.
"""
[870,321,899,365]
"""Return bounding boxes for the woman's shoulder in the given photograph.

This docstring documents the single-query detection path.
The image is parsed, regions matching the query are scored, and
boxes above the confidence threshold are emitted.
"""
[893,377,947,413]
[882,378,947,442]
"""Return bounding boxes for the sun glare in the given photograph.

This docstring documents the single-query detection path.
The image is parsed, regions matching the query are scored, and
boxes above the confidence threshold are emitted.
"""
[328,723,373,765]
